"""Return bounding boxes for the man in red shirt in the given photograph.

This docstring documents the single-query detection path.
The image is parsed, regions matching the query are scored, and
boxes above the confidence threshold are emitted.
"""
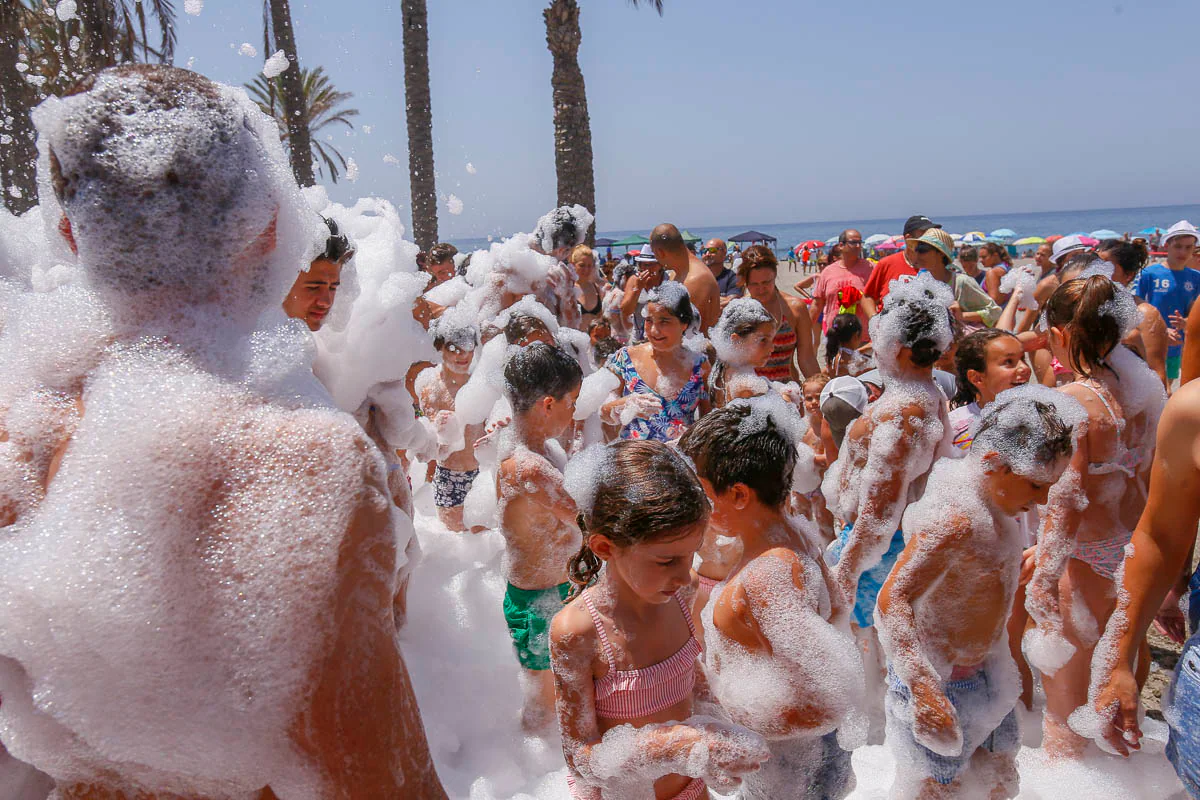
[862,215,941,314]
[809,229,874,335]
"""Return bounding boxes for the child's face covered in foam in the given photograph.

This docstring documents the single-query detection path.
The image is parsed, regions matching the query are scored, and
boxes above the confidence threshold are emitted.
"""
[594,523,706,604]
[981,457,1063,516]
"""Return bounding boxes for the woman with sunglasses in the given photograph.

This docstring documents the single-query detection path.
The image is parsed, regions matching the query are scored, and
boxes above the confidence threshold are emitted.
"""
[283,216,354,331]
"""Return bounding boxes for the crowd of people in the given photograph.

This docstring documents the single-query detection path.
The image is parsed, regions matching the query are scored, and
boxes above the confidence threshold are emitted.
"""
[2,64,1200,800]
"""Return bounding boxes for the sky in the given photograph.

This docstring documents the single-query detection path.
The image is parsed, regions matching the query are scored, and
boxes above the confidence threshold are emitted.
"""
[174,0,1200,240]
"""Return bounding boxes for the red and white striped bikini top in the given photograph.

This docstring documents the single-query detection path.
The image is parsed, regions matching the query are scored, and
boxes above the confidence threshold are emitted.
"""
[582,588,702,721]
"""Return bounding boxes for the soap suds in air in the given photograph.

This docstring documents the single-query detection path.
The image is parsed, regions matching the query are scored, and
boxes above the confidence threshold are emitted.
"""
[262,50,290,79]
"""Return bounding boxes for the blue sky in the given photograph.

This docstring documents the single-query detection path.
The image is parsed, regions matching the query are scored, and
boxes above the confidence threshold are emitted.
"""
[177,0,1199,240]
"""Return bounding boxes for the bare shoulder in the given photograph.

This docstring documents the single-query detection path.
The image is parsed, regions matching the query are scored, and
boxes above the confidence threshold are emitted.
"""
[782,292,808,317]
[551,594,599,651]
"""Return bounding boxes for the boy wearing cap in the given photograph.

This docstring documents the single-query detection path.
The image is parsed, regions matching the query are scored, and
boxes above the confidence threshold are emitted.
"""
[1137,220,1200,385]
[862,215,939,314]
[913,228,1002,330]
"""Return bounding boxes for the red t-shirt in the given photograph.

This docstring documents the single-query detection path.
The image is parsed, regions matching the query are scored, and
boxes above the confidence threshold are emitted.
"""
[864,252,917,306]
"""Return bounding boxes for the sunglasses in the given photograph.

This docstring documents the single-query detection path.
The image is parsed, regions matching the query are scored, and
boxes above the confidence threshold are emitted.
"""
[702,247,722,254]
[915,243,934,254]
[842,240,863,247]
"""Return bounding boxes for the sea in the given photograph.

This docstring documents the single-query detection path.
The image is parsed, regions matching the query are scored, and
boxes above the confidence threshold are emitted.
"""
[452,203,1200,256]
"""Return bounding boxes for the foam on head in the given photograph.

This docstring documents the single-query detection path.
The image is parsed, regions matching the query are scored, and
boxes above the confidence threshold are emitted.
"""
[532,205,593,254]
[869,272,954,374]
[34,65,319,335]
[972,383,1084,482]
[710,298,773,365]
[430,305,480,352]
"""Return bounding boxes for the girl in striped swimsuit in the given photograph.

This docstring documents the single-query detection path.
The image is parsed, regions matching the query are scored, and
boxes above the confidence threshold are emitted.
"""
[550,440,769,799]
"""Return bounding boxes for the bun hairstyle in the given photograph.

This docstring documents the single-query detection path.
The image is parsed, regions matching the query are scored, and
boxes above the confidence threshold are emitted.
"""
[566,440,710,599]
[825,313,863,368]
[953,328,1018,406]
[1099,239,1149,281]
[1043,275,1124,378]
[735,245,778,283]
[981,241,1012,267]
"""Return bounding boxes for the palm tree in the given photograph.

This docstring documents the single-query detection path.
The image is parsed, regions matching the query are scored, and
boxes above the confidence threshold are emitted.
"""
[262,0,315,187]
[247,67,360,183]
[543,0,661,242]
[401,0,438,251]
[0,0,176,214]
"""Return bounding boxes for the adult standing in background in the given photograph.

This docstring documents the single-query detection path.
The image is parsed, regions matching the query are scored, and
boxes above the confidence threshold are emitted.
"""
[701,238,742,306]
[862,215,940,314]
[810,229,873,336]
[1137,220,1200,387]
[650,223,721,332]
[737,245,820,381]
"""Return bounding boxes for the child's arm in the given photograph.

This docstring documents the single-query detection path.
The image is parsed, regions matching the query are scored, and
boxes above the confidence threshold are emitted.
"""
[550,607,768,794]
[832,405,923,604]
[876,523,969,757]
[1024,417,1090,675]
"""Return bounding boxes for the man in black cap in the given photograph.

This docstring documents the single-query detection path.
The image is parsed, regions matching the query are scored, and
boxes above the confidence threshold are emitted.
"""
[862,214,941,315]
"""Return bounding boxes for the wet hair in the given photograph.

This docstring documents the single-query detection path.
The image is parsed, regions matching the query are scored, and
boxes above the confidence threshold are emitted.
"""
[899,304,946,368]
[980,242,1012,266]
[958,245,979,263]
[503,342,583,415]
[587,318,611,335]
[318,217,354,264]
[650,223,687,254]
[825,313,863,368]
[1098,239,1149,281]
[1043,275,1122,377]
[569,244,594,266]
[735,244,778,283]
[567,440,710,598]
[428,242,457,265]
[612,262,636,288]
[456,253,472,277]
[503,312,551,345]
[593,336,622,361]
[431,318,479,352]
[953,328,1020,406]
[535,207,584,252]
[1058,250,1099,278]
[646,281,695,326]
[973,397,1074,471]
[680,403,796,509]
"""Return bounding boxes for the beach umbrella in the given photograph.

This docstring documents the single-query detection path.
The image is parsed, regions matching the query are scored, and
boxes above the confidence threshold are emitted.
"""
[594,237,616,247]
[613,234,649,247]
[949,233,964,242]
[1079,236,1100,247]
[1138,226,1164,236]
[960,232,987,244]
[825,235,840,247]
[1090,229,1120,240]
[876,241,903,251]
[989,228,1017,240]
[800,239,824,249]
[865,233,890,246]
[1013,236,1046,245]
[1045,235,1064,244]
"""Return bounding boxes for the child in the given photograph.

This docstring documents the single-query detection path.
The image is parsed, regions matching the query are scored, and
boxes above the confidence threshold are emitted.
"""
[951,328,1037,708]
[708,298,777,407]
[876,386,1079,798]
[796,373,836,543]
[416,314,484,532]
[824,312,871,377]
[681,398,865,800]
[551,439,769,799]
[497,342,585,731]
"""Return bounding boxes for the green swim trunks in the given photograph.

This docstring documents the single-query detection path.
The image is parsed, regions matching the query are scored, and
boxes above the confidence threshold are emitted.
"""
[1168,353,1182,382]
[504,581,571,671]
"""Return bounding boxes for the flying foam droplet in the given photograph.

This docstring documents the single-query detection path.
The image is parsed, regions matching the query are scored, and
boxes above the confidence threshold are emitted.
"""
[447,194,464,216]
[383,153,400,166]
[465,162,477,175]
[54,0,76,21]
[344,158,359,183]
[262,50,289,79]
[183,0,203,15]
[237,43,257,58]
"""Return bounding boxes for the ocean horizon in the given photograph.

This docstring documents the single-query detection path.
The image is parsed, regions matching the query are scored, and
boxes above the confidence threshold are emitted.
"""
[450,202,1200,255]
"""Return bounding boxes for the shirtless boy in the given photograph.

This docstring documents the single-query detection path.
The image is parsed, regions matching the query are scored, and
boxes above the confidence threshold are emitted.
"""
[877,387,1077,799]
[652,223,721,332]
[498,342,585,730]
[417,314,485,531]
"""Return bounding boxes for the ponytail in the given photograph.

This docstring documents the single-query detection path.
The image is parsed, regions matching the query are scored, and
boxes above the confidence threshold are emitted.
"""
[1044,275,1124,378]
[566,514,603,601]
[825,313,862,369]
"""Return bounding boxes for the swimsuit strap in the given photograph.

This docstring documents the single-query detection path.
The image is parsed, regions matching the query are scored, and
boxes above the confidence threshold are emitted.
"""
[1079,379,1121,427]
[582,589,619,673]
[674,591,698,638]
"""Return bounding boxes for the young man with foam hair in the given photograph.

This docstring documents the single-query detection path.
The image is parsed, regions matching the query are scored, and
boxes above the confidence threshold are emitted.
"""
[0,65,446,798]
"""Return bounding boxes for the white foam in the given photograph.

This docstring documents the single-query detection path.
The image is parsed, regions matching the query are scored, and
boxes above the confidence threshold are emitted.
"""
[262,50,289,78]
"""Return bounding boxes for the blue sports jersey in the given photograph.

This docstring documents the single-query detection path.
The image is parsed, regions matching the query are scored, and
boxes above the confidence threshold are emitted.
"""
[1137,263,1200,357]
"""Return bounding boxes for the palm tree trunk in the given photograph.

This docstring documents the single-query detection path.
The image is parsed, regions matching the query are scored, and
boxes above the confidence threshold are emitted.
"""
[0,3,38,214]
[544,0,596,243]
[76,0,118,72]
[401,0,438,251]
[268,0,315,187]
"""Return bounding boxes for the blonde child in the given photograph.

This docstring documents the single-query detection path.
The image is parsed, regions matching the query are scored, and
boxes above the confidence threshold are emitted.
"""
[681,398,865,800]
[551,440,769,799]
[877,386,1079,798]
[497,343,585,731]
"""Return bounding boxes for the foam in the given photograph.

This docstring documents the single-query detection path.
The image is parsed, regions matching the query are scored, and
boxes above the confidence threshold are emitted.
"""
[532,205,593,254]
[1000,264,1041,311]
[869,272,954,373]
[262,50,289,78]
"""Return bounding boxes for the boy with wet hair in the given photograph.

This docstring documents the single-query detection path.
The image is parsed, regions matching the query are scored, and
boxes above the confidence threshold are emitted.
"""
[681,396,864,800]
[876,386,1079,799]
[416,313,484,532]
[497,342,585,731]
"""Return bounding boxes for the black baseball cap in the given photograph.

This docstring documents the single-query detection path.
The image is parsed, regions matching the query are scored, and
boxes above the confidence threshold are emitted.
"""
[903,215,941,237]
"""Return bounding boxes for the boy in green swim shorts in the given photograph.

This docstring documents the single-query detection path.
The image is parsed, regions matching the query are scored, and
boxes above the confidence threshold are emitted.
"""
[497,342,584,731]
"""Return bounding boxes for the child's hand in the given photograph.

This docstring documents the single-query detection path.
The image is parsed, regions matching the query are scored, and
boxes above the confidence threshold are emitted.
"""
[620,393,664,425]
[1092,664,1143,756]
[911,680,962,757]
[1019,546,1038,586]
[692,719,770,790]
[473,417,510,452]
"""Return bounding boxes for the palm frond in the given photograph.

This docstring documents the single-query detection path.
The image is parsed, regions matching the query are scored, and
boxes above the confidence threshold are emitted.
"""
[627,0,664,15]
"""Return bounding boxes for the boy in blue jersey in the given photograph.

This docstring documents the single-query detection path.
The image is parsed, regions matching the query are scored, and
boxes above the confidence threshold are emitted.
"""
[1137,220,1200,384]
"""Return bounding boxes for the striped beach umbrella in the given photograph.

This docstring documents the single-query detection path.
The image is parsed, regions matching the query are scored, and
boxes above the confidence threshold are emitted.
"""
[960,232,987,244]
